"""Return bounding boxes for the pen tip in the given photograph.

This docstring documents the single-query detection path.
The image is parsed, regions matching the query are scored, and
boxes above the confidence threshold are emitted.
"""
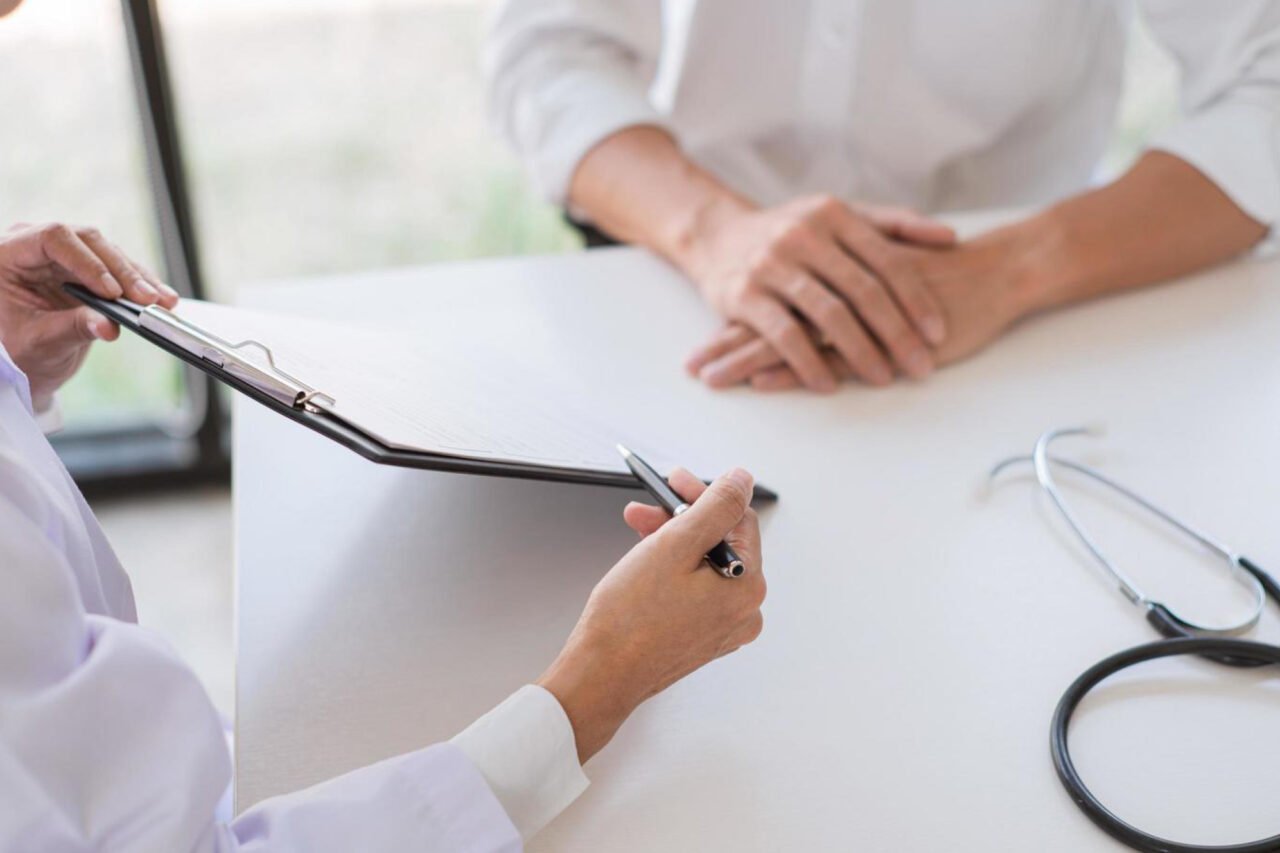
[615,443,632,459]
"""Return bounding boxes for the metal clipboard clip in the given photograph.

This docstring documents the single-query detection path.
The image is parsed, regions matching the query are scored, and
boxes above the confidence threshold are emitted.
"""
[137,304,336,412]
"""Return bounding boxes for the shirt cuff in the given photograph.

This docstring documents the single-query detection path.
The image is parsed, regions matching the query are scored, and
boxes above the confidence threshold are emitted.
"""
[514,68,668,206]
[1150,97,1280,228]
[451,684,589,840]
[34,395,64,435]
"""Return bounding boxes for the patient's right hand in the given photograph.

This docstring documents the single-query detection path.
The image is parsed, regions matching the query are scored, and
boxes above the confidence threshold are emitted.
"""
[537,467,765,763]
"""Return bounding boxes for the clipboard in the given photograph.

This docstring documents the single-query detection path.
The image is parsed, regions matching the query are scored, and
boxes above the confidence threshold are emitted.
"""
[67,285,778,501]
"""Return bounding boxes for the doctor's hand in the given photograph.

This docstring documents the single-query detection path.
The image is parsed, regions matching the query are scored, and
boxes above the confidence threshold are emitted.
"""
[686,228,1032,391]
[0,222,177,410]
[675,195,956,392]
[537,467,765,763]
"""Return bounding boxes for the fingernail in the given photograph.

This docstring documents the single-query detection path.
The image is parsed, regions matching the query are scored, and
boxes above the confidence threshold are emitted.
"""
[726,468,754,491]
[101,273,123,297]
[160,283,180,301]
[923,316,946,345]
[135,280,158,299]
[700,367,729,388]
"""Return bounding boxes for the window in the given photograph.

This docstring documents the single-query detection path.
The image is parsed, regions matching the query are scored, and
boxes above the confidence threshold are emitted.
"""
[159,0,579,304]
[1,0,220,489]
[0,1,183,427]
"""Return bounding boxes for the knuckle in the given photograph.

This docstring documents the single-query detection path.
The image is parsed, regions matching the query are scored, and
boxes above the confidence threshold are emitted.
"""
[772,321,807,350]
[746,251,780,282]
[772,222,813,254]
[805,193,842,218]
[815,299,849,330]
[76,226,102,243]
[778,274,813,302]
[715,477,751,514]
[693,484,738,526]
[42,222,73,243]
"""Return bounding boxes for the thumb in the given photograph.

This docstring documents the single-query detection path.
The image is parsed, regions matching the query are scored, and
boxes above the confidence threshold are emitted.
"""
[896,215,956,247]
[658,468,754,556]
[861,205,956,247]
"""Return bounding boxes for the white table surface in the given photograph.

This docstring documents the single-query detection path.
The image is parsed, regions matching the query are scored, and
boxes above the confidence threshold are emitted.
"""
[234,222,1280,850]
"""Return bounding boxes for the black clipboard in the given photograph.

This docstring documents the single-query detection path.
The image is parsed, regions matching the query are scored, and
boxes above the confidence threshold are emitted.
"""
[68,285,778,501]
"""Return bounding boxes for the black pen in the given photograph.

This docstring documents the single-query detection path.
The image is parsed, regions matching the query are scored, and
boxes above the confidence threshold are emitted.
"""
[616,444,746,578]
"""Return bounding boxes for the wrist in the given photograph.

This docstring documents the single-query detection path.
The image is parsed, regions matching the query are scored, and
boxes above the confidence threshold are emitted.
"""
[999,206,1086,317]
[537,633,642,764]
[659,179,755,281]
[968,208,1079,321]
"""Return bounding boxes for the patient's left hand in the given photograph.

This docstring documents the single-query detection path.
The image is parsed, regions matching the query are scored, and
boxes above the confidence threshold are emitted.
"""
[686,227,1035,390]
[0,223,178,410]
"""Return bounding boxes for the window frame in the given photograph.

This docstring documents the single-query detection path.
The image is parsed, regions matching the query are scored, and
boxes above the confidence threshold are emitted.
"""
[52,0,228,497]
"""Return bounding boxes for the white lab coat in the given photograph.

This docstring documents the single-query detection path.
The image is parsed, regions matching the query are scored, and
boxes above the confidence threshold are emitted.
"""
[486,0,1280,224]
[0,341,587,852]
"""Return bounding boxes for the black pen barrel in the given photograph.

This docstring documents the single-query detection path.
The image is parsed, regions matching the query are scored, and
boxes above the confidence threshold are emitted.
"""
[706,541,746,578]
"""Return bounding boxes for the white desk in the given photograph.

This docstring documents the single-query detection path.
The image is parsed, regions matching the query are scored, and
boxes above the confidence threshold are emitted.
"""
[234,227,1280,850]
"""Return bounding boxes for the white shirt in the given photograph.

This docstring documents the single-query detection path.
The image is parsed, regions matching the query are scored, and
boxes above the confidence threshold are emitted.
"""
[0,342,587,851]
[485,0,1280,225]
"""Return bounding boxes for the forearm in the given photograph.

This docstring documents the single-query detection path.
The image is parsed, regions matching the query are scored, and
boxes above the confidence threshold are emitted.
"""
[1008,151,1270,317]
[567,126,753,270]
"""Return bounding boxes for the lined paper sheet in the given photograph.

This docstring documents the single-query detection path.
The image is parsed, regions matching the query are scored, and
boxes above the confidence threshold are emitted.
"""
[176,300,693,476]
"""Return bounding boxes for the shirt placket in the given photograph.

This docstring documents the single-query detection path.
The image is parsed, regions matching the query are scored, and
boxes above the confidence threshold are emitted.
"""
[797,0,862,197]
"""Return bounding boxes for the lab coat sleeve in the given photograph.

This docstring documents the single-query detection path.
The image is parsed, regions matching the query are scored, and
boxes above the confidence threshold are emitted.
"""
[225,746,521,852]
[1141,0,1280,226]
[239,686,589,848]
[483,0,667,205]
[0,470,537,853]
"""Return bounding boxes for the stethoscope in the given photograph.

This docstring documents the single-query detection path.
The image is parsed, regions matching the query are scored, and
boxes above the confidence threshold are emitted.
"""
[990,427,1280,853]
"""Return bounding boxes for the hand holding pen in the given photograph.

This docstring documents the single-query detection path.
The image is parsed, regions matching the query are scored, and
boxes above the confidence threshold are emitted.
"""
[540,464,765,761]
[618,446,753,579]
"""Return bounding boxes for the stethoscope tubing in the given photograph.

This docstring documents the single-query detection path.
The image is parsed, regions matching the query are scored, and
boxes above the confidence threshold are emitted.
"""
[995,428,1280,851]
[1051,637,1280,852]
